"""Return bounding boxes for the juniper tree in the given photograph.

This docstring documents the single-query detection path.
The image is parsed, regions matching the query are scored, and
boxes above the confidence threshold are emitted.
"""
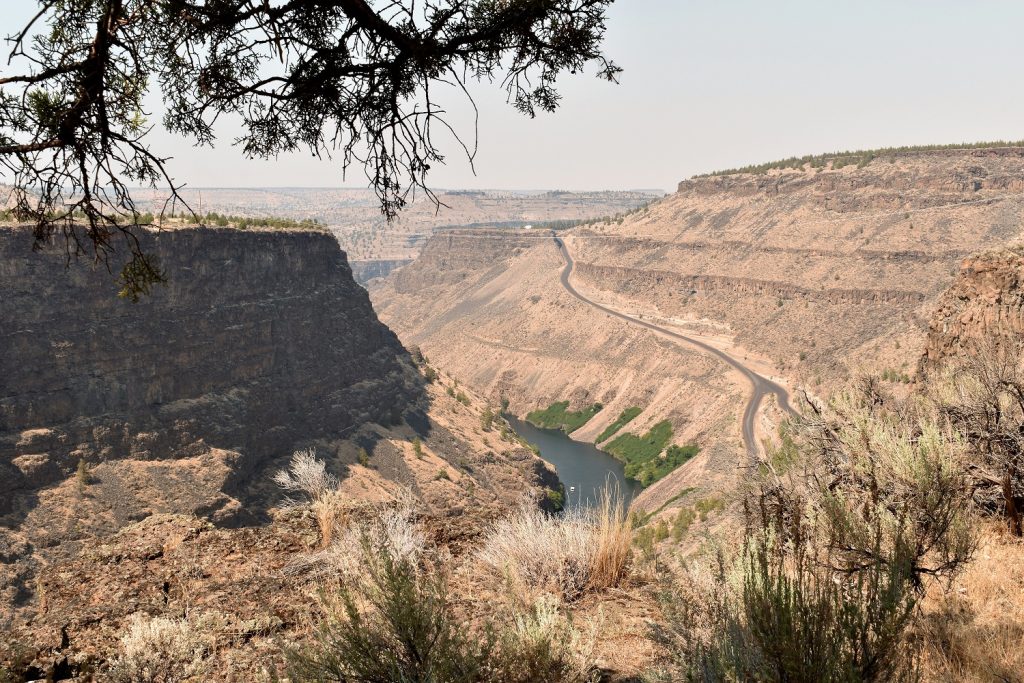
[0,0,618,296]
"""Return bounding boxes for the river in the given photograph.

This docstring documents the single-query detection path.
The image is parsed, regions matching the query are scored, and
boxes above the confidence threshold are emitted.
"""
[503,414,642,508]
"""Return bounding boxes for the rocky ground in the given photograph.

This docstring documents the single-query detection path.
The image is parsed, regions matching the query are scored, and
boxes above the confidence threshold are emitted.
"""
[0,378,561,680]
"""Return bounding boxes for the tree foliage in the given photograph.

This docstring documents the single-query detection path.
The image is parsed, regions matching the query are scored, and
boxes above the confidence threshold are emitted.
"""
[0,0,618,296]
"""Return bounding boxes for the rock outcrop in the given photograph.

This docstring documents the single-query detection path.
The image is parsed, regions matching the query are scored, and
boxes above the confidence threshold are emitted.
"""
[923,245,1024,366]
[0,225,420,522]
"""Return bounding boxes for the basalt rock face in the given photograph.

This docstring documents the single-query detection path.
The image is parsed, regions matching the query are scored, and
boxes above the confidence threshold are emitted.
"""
[0,226,420,520]
[923,245,1024,366]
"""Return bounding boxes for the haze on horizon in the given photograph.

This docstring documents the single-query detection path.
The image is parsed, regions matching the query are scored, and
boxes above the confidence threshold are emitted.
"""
[7,0,1024,193]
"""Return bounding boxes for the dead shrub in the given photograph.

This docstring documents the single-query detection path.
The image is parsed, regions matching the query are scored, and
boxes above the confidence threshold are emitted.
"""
[273,448,345,547]
[109,613,212,683]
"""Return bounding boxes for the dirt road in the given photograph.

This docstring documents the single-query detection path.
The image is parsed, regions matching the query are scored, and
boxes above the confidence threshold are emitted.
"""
[554,236,795,459]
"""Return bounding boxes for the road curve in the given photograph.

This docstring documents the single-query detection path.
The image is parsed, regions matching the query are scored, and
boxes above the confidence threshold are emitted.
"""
[553,236,795,460]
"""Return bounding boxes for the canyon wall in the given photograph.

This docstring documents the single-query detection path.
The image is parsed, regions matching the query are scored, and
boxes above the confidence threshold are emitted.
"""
[372,148,1024,514]
[0,225,420,518]
[923,245,1024,365]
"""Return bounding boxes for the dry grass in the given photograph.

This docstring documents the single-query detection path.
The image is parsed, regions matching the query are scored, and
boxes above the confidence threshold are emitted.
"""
[109,613,212,682]
[920,524,1024,682]
[283,493,426,581]
[478,488,632,602]
[588,486,632,592]
[273,448,346,547]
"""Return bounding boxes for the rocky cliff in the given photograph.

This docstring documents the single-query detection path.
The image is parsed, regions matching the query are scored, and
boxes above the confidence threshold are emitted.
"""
[1,224,562,675]
[0,225,419,524]
[923,245,1024,365]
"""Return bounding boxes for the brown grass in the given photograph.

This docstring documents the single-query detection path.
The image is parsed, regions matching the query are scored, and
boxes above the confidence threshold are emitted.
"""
[919,523,1024,682]
[588,485,631,592]
[477,486,633,602]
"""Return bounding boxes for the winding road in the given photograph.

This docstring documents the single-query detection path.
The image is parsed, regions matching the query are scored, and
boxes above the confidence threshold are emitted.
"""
[553,236,795,460]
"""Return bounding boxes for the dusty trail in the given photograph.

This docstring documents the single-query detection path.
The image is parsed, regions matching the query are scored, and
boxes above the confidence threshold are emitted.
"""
[554,236,796,460]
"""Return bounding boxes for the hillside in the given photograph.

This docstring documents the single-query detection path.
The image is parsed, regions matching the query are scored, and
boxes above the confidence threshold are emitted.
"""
[0,225,559,676]
[371,146,1024,512]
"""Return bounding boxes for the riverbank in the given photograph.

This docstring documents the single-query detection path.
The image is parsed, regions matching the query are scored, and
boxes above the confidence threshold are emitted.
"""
[504,413,642,508]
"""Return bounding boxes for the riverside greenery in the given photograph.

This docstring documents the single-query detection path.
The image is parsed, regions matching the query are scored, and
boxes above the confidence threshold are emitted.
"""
[525,401,602,434]
[603,420,699,487]
[596,407,642,443]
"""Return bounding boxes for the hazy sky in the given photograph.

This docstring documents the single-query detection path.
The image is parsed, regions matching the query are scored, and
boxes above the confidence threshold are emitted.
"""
[6,1,1024,191]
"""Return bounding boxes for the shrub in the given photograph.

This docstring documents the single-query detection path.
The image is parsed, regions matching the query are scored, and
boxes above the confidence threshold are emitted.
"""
[650,381,975,682]
[670,507,696,541]
[286,543,491,683]
[109,613,211,682]
[525,401,602,434]
[694,496,724,521]
[357,448,370,467]
[545,486,565,512]
[76,458,90,493]
[595,407,642,443]
[436,468,451,481]
[651,535,919,683]
[931,339,1024,535]
[478,488,630,601]
[492,595,599,683]
[273,449,344,547]
[412,437,424,459]
[285,530,596,683]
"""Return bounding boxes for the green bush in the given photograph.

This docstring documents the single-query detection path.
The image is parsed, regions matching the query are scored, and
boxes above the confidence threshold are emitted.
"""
[596,407,642,443]
[545,486,565,512]
[284,538,594,683]
[652,535,919,683]
[670,507,696,541]
[285,545,493,683]
[480,407,495,432]
[525,401,602,434]
[604,422,698,486]
[650,383,976,683]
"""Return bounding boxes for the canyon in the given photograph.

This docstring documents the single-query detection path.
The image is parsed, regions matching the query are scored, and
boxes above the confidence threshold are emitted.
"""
[0,224,560,676]
[3,146,1024,679]
[371,147,1024,514]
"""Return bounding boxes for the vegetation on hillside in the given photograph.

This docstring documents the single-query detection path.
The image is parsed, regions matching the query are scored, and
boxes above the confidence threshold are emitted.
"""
[595,407,642,443]
[697,140,1024,177]
[602,420,699,486]
[525,401,603,434]
[195,212,322,230]
[273,462,631,682]
[650,379,977,682]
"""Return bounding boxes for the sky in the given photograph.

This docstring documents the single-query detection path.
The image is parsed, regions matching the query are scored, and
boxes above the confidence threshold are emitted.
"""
[5,0,1024,192]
